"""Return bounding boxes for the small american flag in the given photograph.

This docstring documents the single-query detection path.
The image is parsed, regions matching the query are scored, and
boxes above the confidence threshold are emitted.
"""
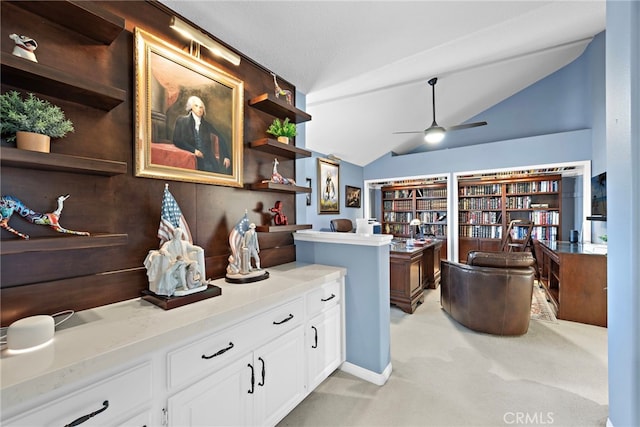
[158,184,193,246]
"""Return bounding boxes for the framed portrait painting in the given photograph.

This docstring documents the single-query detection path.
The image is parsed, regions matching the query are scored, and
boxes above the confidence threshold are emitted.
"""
[345,185,361,208]
[317,158,340,214]
[134,28,244,187]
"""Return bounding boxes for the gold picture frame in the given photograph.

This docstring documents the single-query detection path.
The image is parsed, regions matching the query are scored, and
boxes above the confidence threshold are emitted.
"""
[317,157,340,214]
[134,28,243,187]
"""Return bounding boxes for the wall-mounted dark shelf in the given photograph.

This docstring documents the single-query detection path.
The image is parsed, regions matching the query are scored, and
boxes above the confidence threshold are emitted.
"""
[249,138,312,159]
[586,216,607,222]
[1,233,128,255]
[1,53,126,111]
[256,224,312,233]
[249,182,312,193]
[0,147,127,176]
[248,93,312,124]
[10,0,125,45]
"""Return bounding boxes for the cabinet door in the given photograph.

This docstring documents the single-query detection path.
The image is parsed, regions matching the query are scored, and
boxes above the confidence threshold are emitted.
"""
[254,326,305,427]
[168,353,253,427]
[307,304,342,391]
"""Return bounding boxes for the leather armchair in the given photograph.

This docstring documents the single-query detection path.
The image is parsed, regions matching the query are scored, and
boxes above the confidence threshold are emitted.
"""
[440,251,536,336]
[330,219,354,232]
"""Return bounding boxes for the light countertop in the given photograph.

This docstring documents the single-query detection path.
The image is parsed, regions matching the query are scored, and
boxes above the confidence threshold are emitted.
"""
[0,262,346,413]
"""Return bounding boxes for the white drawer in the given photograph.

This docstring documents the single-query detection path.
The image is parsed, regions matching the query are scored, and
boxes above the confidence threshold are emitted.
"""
[4,362,152,427]
[306,280,341,317]
[168,297,304,390]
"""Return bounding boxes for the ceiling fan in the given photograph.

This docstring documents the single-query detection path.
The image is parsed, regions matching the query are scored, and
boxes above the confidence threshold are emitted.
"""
[394,77,487,144]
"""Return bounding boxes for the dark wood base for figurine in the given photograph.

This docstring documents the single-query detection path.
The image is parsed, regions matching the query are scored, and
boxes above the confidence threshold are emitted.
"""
[225,270,269,284]
[141,285,222,310]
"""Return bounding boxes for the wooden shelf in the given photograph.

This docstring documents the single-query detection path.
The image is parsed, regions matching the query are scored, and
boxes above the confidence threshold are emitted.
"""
[1,53,126,111]
[255,224,312,233]
[1,147,127,176]
[249,138,311,159]
[249,182,312,193]
[248,93,312,124]
[10,0,125,45]
[1,233,128,255]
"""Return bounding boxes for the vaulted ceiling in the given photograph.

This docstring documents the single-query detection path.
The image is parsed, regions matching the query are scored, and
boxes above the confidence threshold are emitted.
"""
[161,1,606,166]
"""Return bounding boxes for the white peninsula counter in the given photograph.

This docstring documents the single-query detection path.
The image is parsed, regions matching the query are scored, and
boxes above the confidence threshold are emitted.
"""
[1,262,346,426]
[294,230,393,385]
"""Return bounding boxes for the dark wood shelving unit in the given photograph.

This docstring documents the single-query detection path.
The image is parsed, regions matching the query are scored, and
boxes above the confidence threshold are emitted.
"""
[1,233,128,255]
[255,224,312,233]
[1,147,127,176]
[249,182,312,193]
[1,53,126,111]
[248,93,312,124]
[10,0,125,45]
[249,138,312,159]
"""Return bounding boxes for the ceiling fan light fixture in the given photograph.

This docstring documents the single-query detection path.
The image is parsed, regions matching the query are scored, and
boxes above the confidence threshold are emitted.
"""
[424,126,445,144]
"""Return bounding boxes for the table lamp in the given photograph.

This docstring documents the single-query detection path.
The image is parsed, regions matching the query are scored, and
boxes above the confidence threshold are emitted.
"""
[407,218,422,247]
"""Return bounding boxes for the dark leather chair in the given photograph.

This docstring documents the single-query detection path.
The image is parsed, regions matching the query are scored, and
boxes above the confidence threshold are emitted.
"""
[440,251,536,336]
[330,218,354,232]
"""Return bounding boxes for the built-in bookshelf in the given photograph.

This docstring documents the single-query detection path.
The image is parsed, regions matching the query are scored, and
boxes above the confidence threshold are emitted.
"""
[382,182,448,239]
[458,175,562,260]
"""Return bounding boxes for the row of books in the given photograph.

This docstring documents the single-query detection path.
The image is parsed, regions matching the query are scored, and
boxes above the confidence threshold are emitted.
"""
[458,197,502,210]
[459,225,503,239]
[505,180,559,194]
[421,224,447,237]
[383,190,413,199]
[383,211,413,223]
[506,211,559,225]
[419,212,447,223]
[531,226,559,240]
[458,211,501,225]
[416,188,447,198]
[459,184,501,196]
[416,199,447,210]
[383,200,412,211]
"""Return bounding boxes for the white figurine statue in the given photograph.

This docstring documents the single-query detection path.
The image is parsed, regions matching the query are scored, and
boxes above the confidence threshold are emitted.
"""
[9,34,38,63]
[144,227,207,296]
[243,223,261,271]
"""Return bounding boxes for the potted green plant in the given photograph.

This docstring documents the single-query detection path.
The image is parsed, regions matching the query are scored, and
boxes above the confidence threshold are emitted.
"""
[266,117,297,144]
[1,91,74,153]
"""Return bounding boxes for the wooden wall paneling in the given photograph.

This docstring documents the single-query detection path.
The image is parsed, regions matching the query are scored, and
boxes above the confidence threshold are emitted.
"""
[0,1,305,326]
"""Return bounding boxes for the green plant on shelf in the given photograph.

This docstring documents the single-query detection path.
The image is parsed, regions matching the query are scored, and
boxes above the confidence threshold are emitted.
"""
[266,117,297,139]
[1,91,74,142]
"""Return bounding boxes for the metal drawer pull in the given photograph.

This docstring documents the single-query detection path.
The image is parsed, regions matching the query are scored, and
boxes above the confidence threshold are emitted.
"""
[273,313,293,325]
[311,326,318,348]
[258,357,266,386]
[65,400,109,426]
[247,363,255,394]
[202,342,234,359]
[321,293,336,302]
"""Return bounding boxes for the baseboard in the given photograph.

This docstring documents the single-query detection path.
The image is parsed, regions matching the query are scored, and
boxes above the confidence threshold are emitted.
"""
[339,361,392,386]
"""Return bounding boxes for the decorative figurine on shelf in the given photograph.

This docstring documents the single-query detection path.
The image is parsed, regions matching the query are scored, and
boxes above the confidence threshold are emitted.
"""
[143,184,208,297]
[144,228,207,297]
[0,194,90,239]
[243,223,261,270]
[225,212,269,283]
[270,200,288,226]
[271,72,292,105]
[9,34,38,63]
[264,158,296,185]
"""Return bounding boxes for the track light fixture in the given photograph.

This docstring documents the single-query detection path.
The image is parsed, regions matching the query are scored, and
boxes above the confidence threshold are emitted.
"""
[170,16,241,66]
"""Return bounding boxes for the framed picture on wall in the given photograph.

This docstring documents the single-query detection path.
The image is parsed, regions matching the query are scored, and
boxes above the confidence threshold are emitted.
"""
[345,185,361,208]
[317,157,340,214]
[134,28,244,187]
[306,178,312,206]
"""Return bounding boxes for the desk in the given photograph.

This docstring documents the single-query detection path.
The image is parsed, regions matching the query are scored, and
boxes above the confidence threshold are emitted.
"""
[389,240,442,314]
[535,240,607,327]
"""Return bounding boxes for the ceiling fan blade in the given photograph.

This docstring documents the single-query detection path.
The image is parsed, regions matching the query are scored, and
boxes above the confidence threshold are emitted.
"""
[392,131,425,134]
[447,121,487,132]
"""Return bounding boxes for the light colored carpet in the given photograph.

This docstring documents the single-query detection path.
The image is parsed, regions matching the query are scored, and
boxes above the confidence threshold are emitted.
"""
[278,288,608,427]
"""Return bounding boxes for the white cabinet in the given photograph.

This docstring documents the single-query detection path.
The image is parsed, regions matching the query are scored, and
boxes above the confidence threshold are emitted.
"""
[3,362,152,427]
[305,280,343,391]
[167,299,307,427]
[307,304,342,391]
